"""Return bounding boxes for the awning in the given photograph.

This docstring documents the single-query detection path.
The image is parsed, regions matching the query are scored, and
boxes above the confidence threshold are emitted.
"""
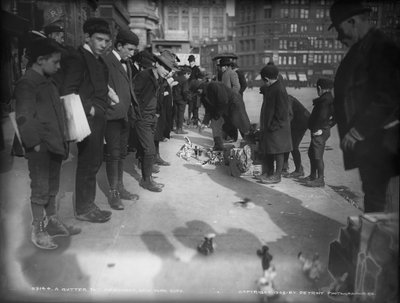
[298,73,307,81]
[280,72,287,80]
[288,72,297,81]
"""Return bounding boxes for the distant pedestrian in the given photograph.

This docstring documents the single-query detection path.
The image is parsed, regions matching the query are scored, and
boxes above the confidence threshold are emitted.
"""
[283,95,310,178]
[102,29,140,210]
[61,18,113,222]
[329,0,400,212]
[15,38,80,249]
[231,62,247,97]
[172,66,191,134]
[187,54,201,125]
[257,64,292,184]
[302,78,335,187]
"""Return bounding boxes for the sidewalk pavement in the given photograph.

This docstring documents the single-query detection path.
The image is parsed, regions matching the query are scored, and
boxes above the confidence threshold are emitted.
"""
[0,88,363,303]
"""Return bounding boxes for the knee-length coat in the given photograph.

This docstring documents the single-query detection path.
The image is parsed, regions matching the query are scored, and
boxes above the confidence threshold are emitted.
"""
[259,80,292,155]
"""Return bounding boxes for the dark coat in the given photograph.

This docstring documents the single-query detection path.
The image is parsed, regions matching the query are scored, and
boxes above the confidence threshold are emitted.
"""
[15,69,67,157]
[60,45,110,115]
[288,94,310,133]
[172,74,190,105]
[308,92,334,132]
[333,28,400,170]
[259,80,292,154]
[133,68,159,119]
[103,51,140,121]
[236,69,247,96]
[200,81,250,134]
[155,79,173,140]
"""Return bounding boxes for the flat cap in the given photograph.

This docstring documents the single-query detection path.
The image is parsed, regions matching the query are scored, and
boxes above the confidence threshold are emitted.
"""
[116,29,139,46]
[260,64,279,80]
[83,17,111,36]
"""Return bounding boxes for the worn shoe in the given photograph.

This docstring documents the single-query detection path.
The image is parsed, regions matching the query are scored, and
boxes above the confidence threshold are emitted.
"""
[151,177,165,188]
[47,215,81,237]
[175,128,188,134]
[140,178,162,192]
[299,175,316,183]
[287,170,305,178]
[118,187,139,201]
[75,205,112,223]
[304,178,325,187]
[281,169,290,178]
[108,189,124,210]
[258,174,281,184]
[31,220,58,250]
[155,155,170,166]
[152,164,160,174]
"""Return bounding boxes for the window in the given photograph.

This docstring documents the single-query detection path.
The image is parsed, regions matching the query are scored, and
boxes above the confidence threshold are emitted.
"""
[264,7,272,18]
[181,16,189,30]
[281,8,289,18]
[202,17,209,28]
[290,24,297,32]
[202,7,209,15]
[283,56,287,65]
[316,9,324,18]
[293,56,297,65]
[169,6,178,14]
[300,25,308,32]
[279,39,287,49]
[316,25,323,31]
[303,54,307,64]
[203,27,209,36]
[288,56,292,65]
[290,8,299,18]
[278,56,282,65]
[300,9,309,18]
[192,7,199,15]
[168,16,179,30]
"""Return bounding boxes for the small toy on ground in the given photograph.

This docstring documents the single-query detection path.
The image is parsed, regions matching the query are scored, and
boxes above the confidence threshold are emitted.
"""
[257,245,273,272]
[197,233,216,255]
[256,265,278,302]
[298,251,323,282]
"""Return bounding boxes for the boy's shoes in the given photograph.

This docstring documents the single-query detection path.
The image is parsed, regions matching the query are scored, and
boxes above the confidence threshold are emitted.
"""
[155,154,170,166]
[47,215,81,237]
[139,178,163,192]
[75,205,112,223]
[258,174,281,184]
[108,189,124,210]
[304,178,325,187]
[118,187,139,201]
[281,169,290,177]
[175,128,188,134]
[31,220,58,250]
[287,170,305,178]
[298,175,316,183]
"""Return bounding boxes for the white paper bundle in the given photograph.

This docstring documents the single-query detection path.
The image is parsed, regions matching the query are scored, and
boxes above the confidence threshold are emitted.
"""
[61,94,91,142]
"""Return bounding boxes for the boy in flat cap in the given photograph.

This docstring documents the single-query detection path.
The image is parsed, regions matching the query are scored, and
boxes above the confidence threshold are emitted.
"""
[15,38,80,249]
[102,29,140,210]
[60,17,113,222]
[172,66,191,134]
[187,54,202,126]
[257,64,292,184]
[302,78,335,187]
[329,0,400,212]
[132,50,179,192]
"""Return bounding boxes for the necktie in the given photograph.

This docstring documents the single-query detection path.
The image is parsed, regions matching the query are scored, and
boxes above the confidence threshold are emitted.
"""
[120,59,127,72]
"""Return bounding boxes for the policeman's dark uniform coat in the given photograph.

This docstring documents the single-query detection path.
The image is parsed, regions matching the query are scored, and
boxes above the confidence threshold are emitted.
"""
[259,80,292,155]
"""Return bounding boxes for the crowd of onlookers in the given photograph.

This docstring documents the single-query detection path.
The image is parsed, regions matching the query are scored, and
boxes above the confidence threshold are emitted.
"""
[11,0,399,251]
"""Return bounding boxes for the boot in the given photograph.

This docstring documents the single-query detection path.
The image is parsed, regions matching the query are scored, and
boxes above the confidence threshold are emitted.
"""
[31,220,58,250]
[140,155,163,192]
[304,177,325,187]
[299,175,316,183]
[108,189,124,210]
[175,128,188,134]
[213,136,224,151]
[138,158,159,174]
[155,153,170,166]
[117,161,139,201]
[287,166,305,178]
[47,215,81,237]
[258,174,281,184]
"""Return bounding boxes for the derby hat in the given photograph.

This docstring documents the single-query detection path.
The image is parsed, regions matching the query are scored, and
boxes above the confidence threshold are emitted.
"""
[188,54,196,62]
[155,50,179,72]
[218,57,233,67]
[329,0,372,30]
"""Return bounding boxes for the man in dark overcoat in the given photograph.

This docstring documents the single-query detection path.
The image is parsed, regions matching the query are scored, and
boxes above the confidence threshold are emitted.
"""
[132,50,179,192]
[257,64,292,184]
[198,81,251,149]
[60,18,112,223]
[329,0,400,212]
[102,29,141,210]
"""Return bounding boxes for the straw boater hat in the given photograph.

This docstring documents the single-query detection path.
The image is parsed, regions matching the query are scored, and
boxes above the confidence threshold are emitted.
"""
[155,50,179,72]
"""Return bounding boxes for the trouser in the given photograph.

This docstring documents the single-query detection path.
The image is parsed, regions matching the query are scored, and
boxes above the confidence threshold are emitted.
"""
[263,153,284,176]
[104,119,129,190]
[26,145,63,220]
[75,109,106,214]
[133,116,157,178]
[175,102,186,129]
[283,128,307,171]
[188,99,199,123]
[210,116,224,138]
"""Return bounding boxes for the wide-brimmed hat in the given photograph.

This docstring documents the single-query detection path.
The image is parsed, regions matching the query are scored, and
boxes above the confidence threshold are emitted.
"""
[218,57,233,67]
[329,0,372,30]
[155,50,179,72]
